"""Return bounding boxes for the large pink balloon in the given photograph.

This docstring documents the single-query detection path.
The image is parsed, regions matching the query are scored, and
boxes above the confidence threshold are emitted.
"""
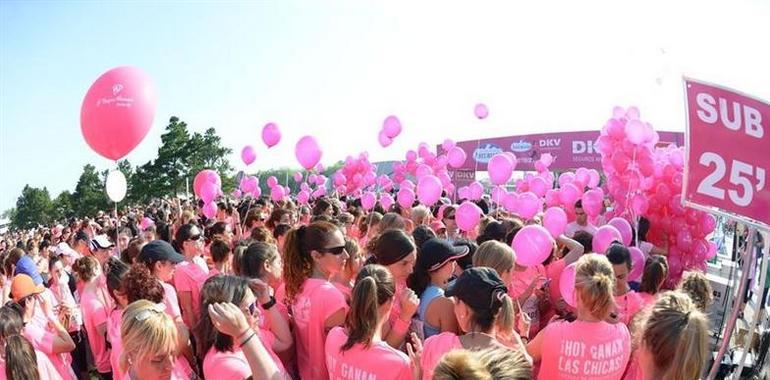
[202,202,217,219]
[378,130,393,147]
[297,190,310,205]
[294,172,303,183]
[456,201,482,231]
[241,145,256,165]
[512,225,554,267]
[267,176,278,189]
[560,263,578,308]
[80,66,157,160]
[262,123,281,148]
[593,225,622,254]
[295,136,322,170]
[517,192,542,220]
[380,194,395,210]
[469,181,484,200]
[239,176,258,194]
[488,154,514,185]
[447,146,467,168]
[628,247,645,282]
[529,176,549,198]
[361,191,377,210]
[271,186,285,202]
[200,181,218,203]
[383,116,402,138]
[193,170,221,198]
[417,175,442,206]
[474,103,489,119]
[543,207,568,238]
[397,187,415,209]
[608,217,633,246]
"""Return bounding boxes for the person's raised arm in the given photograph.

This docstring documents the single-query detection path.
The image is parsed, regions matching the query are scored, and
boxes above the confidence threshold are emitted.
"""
[557,235,584,266]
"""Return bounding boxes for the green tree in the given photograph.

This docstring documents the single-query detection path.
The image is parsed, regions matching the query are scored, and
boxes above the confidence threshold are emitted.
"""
[72,164,109,217]
[11,185,53,229]
[51,191,74,221]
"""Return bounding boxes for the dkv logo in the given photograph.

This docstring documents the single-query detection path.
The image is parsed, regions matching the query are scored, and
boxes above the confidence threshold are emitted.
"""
[473,144,503,163]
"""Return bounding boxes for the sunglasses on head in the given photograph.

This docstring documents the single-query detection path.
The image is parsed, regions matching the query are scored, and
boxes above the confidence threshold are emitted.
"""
[187,235,202,241]
[318,245,346,255]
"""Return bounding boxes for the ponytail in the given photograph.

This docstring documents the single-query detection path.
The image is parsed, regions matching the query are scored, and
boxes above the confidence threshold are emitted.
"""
[639,255,668,295]
[283,221,339,302]
[495,293,515,337]
[575,254,616,320]
[342,264,395,351]
[4,335,40,380]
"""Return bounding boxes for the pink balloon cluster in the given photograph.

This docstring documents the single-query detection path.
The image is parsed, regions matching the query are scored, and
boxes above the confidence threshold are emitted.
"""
[194,169,222,218]
[597,106,717,283]
[378,115,402,147]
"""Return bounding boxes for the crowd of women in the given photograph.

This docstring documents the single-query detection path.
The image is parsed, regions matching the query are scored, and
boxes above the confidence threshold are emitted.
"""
[0,193,717,379]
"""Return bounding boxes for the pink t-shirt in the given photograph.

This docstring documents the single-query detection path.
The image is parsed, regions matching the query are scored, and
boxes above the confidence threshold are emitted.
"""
[510,265,547,300]
[202,329,285,380]
[637,292,656,312]
[161,281,182,320]
[420,332,462,380]
[291,278,348,380]
[81,285,112,373]
[107,308,124,380]
[0,350,64,380]
[173,261,209,326]
[614,291,644,326]
[537,320,631,380]
[325,326,412,380]
[22,323,74,380]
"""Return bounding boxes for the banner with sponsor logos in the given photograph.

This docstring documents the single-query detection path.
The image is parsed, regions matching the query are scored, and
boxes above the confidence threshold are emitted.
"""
[441,131,684,172]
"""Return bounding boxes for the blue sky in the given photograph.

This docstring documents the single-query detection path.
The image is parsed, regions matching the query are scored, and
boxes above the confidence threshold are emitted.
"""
[1,0,768,212]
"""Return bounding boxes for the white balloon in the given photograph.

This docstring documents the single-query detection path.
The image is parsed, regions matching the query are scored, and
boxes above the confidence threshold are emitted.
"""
[105,170,127,202]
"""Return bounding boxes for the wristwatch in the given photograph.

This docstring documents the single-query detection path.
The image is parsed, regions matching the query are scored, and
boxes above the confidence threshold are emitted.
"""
[261,296,277,310]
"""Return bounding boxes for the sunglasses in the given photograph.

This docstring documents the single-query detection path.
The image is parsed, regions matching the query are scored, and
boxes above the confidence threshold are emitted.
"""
[444,215,456,220]
[187,235,202,241]
[248,302,258,316]
[318,245,347,255]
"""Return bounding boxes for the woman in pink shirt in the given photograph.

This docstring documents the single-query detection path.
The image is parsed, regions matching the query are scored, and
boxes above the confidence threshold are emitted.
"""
[637,291,709,380]
[173,224,210,330]
[104,257,130,380]
[120,300,179,380]
[73,256,113,379]
[331,238,365,302]
[366,229,420,349]
[0,305,63,380]
[421,267,523,380]
[527,254,631,380]
[606,244,644,325]
[198,275,288,379]
[637,255,668,310]
[283,221,350,380]
[325,264,418,380]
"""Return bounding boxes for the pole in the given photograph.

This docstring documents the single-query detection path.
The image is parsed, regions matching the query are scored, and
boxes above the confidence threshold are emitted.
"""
[707,226,756,379]
[734,230,768,377]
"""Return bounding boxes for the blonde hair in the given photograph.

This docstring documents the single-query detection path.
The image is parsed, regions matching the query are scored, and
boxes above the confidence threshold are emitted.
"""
[640,291,709,380]
[473,241,515,276]
[411,205,430,225]
[433,347,532,380]
[575,254,616,320]
[120,300,177,373]
[676,271,713,312]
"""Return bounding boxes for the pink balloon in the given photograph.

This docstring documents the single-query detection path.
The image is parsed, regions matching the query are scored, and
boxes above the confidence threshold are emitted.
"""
[517,192,542,220]
[488,153,514,185]
[202,202,217,219]
[312,186,327,198]
[397,188,415,209]
[560,183,580,205]
[297,190,310,205]
[543,207,568,238]
[415,164,434,180]
[447,146,467,168]
[700,214,717,235]
[237,144,256,165]
[456,201,482,231]
[442,139,456,151]
[270,186,285,202]
[400,180,415,190]
[80,66,157,160]
[231,189,242,199]
[457,186,470,200]
[383,116,402,138]
[378,130,393,147]
[267,176,278,189]
[252,187,262,198]
[361,192,377,210]
[239,176,258,194]
[503,192,519,213]
[417,175,442,206]
[628,247,645,282]
[469,181,484,201]
[560,263,578,308]
[294,172,303,183]
[631,194,649,215]
[593,225,622,254]
[676,230,693,251]
[193,170,221,198]
[474,103,489,119]
[405,150,417,162]
[315,175,327,186]
[512,225,554,267]
[262,123,281,148]
[706,241,718,260]
[544,189,560,207]
[608,217,633,246]
[491,186,506,204]
[587,169,601,188]
[295,136,322,170]
[558,172,575,187]
[529,176,549,197]
[625,120,647,145]
[380,194,395,210]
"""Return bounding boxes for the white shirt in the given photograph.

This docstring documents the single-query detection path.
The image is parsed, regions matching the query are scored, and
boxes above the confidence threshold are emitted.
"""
[565,221,598,238]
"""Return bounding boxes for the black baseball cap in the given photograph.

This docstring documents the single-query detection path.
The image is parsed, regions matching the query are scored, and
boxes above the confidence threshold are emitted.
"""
[418,238,469,272]
[446,267,508,310]
[138,240,185,264]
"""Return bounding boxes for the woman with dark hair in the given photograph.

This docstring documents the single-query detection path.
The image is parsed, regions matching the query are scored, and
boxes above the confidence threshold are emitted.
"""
[266,209,293,231]
[325,265,417,379]
[0,305,60,380]
[173,223,209,330]
[104,258,129,379]
[72,256,113,379]
[606,243,644,326]
[312,198,334,218]
[282,221,349,380]
[331,238,365,301]
[197,275,288,379]
[412,224,437,255]
[638,255,668,310]
[273,223,292,253]
[366,229,420,349]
